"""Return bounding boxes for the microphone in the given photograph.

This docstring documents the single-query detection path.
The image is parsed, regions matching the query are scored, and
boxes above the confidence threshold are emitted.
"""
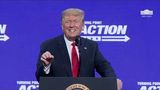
[75,35,81,57]
[75,36,81,77]
[75,36,80,48]
[75,36,81,47]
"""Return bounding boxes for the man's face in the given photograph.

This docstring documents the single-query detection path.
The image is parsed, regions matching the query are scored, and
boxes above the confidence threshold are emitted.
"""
[62,15,84,41]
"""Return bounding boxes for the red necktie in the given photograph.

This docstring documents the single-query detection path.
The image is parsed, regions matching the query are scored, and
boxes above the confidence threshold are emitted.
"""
[71,42,79,77]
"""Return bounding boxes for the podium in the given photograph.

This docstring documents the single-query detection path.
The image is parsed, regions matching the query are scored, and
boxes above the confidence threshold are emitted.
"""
[39,77,117,90]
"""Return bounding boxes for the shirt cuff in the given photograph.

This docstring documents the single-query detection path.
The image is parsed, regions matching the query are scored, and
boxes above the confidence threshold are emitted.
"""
[43,64,51,74]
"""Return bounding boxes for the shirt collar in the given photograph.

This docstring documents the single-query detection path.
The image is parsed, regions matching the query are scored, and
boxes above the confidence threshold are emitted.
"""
[64,35,74,46]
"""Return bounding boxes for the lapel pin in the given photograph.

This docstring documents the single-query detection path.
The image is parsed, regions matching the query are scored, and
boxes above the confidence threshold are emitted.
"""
[84,47,87,50]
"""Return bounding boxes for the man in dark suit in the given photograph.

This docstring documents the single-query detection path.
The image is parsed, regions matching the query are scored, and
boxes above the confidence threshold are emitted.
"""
[36,8,122,89]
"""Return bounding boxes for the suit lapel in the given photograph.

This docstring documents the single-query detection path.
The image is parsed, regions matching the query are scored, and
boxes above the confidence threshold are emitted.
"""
[57,36,88,77]
[58,35,72,76]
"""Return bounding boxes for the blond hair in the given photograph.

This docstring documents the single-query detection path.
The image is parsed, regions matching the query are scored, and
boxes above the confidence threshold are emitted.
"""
[61,8,85,21]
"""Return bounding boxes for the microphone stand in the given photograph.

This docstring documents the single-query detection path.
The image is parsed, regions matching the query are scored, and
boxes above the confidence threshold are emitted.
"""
[75,36,81,77]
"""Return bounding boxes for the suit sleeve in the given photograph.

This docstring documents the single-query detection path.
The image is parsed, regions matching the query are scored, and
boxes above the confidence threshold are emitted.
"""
[35,43,53,81]
[94,43,117,77]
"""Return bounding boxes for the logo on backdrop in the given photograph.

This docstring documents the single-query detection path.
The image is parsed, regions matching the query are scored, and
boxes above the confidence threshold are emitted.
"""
[81,21,130,42]
[137,81,160,90]
[17,81,39,90]
[140,9,153,17]
[0,24,9,41]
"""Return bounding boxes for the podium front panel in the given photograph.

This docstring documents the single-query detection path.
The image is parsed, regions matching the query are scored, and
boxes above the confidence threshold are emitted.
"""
[39,77,117,90]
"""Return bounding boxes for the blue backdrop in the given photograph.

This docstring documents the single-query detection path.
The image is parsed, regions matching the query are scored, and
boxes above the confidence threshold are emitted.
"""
[0,0,159,90]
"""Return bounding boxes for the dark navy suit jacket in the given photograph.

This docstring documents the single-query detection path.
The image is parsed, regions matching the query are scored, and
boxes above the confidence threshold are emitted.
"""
[36,35,116,81]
